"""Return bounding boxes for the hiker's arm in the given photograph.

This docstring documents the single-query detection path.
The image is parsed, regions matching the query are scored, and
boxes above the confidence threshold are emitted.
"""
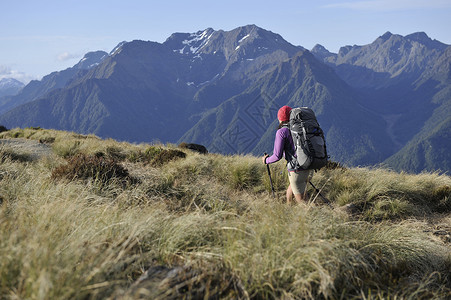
[265,129,284,164]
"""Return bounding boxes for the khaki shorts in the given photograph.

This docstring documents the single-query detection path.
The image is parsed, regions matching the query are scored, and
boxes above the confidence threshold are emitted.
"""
[288,169,313,195]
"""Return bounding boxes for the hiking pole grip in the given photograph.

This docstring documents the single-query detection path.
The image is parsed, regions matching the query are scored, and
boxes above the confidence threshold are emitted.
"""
[264,153,276,199]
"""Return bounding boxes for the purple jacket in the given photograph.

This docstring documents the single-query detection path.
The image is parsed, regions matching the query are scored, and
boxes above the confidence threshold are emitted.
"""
[266,126,297,171]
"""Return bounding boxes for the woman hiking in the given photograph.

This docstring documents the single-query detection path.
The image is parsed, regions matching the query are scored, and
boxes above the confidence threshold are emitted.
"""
[262,105,312,205]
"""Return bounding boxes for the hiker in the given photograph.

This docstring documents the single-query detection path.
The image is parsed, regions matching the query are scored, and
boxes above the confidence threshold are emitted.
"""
[262,105,312,205]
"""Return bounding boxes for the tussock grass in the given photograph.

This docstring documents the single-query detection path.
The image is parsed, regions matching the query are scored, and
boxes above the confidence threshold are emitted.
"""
[0,128,450,299]
[315,167,451,220]
[0,145,33,163]
[221,207,450,299]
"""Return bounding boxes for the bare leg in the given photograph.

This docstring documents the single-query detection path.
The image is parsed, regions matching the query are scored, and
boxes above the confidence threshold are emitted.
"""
[294,185,308,204]
[300,180,310,203]
[288,185,308,204]
[294,193,304,204]
[286,185,293,205]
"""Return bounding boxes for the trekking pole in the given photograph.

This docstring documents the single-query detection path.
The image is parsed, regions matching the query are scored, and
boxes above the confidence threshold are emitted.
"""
[309,181,333,208]
[264,152,276,199]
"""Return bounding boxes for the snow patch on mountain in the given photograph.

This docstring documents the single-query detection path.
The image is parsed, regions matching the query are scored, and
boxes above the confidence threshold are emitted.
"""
[239,34,250,43]
[180,29,214,54]
[110,41,127,56]
[74,51,109,70]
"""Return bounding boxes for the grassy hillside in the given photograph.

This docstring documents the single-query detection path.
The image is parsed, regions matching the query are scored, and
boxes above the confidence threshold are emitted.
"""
[0,128,450,299]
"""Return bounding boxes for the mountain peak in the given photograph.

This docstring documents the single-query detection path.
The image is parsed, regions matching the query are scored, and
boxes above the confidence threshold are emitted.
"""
[311,44,337,62]
[74,51,108,70]
[405,32,429,42]
[0,78,25,97]
[378,31,393,42]
[110,41,128,56]
[311,44,330,54]
[0,78,24,86]
[163,24,299,60]
[405,32,448,50]
[235,24,259,32]
[164,28,215,55]
[233,24,285,42]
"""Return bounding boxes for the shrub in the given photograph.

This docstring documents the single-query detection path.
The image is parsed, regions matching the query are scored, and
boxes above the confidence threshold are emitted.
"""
[151,149,186,167]
[107,146,127,160]
[127,147,186,166]
[12,131,24,138]
[127,146,162,164]
[178,142,208,154]
[0,147,32,163]
[95,146,127,161]
[433,185,451,209]
[144,146,163,162]
[38,137,56,144]
[0,125,8,133]
[51,154,133,185]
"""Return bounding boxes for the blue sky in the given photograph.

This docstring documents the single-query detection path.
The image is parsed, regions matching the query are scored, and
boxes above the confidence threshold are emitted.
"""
[1,0,450,83]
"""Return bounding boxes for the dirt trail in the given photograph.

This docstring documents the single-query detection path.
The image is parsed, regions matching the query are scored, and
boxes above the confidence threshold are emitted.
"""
[0,138,53,160]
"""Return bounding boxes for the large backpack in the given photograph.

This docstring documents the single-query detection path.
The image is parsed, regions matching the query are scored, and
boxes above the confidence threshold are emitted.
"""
[289,107,328,170]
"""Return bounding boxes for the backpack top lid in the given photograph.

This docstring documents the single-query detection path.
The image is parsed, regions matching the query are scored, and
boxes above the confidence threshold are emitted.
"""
[290,107,317,122]
[290,107,320,133]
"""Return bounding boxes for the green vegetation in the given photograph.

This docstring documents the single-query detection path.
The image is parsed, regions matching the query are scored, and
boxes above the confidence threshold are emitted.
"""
[0,128,450,299]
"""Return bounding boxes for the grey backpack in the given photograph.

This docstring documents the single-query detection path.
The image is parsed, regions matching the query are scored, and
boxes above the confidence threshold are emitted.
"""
[290,107,328,170]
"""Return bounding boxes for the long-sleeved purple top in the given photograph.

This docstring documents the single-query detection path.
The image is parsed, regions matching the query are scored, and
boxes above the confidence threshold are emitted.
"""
[266,126,297,170]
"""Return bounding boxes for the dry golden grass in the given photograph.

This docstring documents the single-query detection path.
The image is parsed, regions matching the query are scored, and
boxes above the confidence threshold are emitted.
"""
[0,128,450,299]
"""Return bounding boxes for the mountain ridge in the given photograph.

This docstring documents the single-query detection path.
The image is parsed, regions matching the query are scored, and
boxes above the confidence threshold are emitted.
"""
[0,51,108,116]
[0,25,450,173]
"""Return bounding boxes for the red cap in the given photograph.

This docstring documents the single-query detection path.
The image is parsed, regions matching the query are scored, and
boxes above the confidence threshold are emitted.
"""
[277,106,292,122]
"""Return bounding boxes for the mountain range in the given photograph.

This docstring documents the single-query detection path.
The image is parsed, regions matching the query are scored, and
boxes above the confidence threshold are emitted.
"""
[0,78,25,98]
[0,25,449,174]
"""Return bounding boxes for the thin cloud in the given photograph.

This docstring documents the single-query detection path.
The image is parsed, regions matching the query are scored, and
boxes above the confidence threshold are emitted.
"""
[57,52,80,62]
[0,65,37,84]
[322,0,451,11]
